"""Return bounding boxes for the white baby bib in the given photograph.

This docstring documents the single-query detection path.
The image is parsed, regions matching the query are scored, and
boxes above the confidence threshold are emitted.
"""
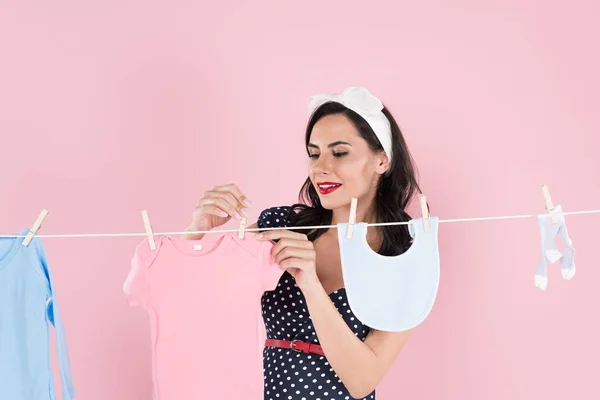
[337,217,441,332]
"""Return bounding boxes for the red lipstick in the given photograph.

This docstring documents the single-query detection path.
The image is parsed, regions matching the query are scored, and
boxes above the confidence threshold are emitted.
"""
[316,182,342,195]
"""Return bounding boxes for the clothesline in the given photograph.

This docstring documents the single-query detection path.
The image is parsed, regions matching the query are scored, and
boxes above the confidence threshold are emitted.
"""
[1,208,599,239]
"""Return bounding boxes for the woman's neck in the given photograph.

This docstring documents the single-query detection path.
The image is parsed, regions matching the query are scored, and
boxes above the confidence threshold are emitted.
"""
[329,199,383,251]
[330,197,378,225]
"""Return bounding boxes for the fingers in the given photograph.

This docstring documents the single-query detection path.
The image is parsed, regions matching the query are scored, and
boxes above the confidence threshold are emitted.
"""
[198,184,251,220]
[278,257,312,272]
[261,234,315,270]
[273,246,315,266]
[213,183,252,208]
[270,237,313,259]
[256,229,307,242]
[257,230,318,284]
[197,196,241,220]
[193,203,229,219]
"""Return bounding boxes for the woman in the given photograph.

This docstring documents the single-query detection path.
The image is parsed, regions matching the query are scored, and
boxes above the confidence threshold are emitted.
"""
[182,87,422,399]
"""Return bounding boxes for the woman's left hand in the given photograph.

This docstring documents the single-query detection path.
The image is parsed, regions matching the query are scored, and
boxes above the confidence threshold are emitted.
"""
[256,229,320,291]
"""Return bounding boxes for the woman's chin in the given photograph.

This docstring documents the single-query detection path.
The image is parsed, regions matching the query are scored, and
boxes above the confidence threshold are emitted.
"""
[318,194,346,211]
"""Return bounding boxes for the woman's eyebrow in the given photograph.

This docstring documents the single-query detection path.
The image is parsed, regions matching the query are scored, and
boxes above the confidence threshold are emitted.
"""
[307,141,352,149]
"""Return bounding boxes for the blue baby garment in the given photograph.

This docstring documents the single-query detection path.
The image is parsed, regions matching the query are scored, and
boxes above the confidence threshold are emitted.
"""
[0,227,76,400]
[337,218,441,332]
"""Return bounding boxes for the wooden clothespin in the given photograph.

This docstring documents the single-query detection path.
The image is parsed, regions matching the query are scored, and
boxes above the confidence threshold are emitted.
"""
[419,194,430,233]
[22,209,49,247]
[346,197,358,239]
[541,184,557,223]
[238,217,247,239]
[141,210,156,250]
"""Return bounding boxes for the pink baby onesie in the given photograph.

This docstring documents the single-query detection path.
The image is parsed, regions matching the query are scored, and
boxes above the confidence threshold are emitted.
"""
[123,231,282,400]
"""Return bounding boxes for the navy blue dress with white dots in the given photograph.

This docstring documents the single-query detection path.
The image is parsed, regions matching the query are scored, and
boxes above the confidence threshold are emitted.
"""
[258,206,376,400]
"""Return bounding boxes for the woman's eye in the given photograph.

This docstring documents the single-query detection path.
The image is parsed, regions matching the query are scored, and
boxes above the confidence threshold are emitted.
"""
[308,151,347,159]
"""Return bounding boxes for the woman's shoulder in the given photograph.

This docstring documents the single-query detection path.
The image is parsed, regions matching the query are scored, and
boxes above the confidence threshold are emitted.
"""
[257,205,295,229]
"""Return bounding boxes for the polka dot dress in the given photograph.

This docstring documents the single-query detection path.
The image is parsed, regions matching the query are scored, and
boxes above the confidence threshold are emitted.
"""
[258,206,376,400]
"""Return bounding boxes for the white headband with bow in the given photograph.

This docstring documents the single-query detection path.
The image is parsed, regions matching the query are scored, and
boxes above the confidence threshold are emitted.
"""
[307,86,393,160]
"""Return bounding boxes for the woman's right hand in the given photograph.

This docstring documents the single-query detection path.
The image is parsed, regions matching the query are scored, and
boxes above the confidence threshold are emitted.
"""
[190,183,252,232]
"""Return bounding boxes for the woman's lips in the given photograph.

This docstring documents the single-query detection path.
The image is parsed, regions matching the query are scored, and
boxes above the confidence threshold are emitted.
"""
[317,182,342,195]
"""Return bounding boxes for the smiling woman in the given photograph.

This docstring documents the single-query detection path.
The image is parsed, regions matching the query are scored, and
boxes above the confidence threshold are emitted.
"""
[183,87,422,399]
[292,87,421,254]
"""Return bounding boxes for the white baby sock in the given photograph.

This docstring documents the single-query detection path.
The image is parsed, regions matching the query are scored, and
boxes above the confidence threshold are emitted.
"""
[534,205,576,291]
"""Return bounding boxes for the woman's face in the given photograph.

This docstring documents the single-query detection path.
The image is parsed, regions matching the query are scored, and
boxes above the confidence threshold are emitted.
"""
[307,113,389,211]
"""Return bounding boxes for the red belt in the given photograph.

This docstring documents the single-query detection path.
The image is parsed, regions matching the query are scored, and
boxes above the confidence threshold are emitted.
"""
[265,339,325,356]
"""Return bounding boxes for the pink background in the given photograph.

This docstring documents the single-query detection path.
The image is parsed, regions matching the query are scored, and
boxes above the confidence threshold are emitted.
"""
[1,1,599,399]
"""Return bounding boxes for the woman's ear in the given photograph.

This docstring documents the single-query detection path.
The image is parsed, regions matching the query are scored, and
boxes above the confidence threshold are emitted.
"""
[375,152,391,174]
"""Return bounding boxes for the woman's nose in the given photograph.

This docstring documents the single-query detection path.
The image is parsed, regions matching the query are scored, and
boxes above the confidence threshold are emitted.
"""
[312,155,332,175]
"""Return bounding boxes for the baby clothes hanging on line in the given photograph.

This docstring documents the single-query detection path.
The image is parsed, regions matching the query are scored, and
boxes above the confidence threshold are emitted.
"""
[337,218,441,332]
[123,231,282,400]
[0,228,76,400]
[534,205,576,291]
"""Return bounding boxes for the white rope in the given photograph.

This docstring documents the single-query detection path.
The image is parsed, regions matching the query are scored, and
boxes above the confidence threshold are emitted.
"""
[1,208,599,239]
